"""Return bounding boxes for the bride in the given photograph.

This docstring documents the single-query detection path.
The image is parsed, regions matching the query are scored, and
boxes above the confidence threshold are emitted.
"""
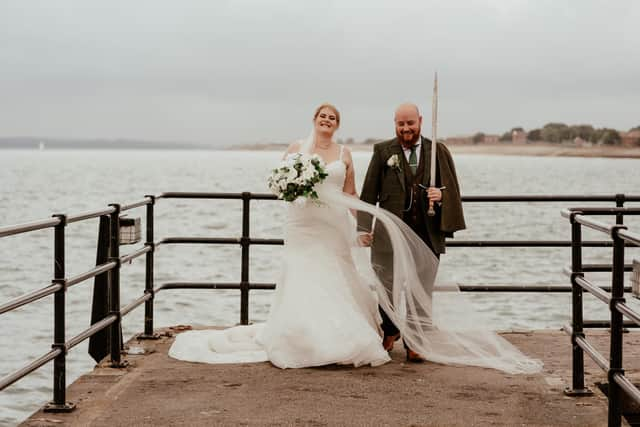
[169,103,543,374]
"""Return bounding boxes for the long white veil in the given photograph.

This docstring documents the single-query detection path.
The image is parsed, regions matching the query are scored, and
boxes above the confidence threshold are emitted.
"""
[300,134,542,375]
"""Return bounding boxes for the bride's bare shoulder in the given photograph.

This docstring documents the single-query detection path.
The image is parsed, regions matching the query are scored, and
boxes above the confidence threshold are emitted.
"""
[282,141,302,159]
[286,141,303,153]
[341,145,354,163]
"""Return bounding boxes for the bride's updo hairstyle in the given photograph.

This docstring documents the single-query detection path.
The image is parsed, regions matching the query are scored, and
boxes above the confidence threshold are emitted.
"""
[313,103,341,127]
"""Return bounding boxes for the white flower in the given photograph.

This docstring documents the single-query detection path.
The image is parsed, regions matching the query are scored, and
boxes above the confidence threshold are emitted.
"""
[267,150,328,202]
[387,154,401,169]
[301,168,316,181]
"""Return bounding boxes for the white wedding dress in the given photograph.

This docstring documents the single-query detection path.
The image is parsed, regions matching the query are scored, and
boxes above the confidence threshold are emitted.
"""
[170,138,544,374]
[169,147,391,368]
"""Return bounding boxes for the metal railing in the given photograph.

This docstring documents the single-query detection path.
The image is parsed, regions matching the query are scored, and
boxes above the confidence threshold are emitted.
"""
[0,198,154,412]
[561,207,640,426]
[154,193,640,317]
[0,192,639,414]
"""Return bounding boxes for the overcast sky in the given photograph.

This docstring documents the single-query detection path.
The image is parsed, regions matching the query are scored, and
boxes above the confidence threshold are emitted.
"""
[1,1,639,145]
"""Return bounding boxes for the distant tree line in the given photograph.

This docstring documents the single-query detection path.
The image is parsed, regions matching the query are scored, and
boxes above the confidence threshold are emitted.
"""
[496,123,640,145]
[339,124,640,146]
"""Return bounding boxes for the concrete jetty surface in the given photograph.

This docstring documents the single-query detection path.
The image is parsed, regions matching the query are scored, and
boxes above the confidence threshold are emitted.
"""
[21,328,640,426]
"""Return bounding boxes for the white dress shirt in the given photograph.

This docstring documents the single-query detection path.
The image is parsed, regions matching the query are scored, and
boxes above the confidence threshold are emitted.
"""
[402,138,422,163]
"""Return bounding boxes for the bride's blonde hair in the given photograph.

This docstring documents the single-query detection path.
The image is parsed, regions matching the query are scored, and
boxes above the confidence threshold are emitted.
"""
[313,103,340,126]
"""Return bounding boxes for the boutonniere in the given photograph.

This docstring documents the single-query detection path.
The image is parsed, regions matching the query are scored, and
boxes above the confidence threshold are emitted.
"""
[387,154,401,170]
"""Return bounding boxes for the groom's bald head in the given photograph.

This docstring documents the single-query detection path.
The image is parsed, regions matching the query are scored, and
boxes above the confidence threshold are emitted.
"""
[394,103,421,119]
[394,103,422,146]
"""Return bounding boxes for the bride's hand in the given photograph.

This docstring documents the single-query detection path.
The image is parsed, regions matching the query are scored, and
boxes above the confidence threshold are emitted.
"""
[357,232,373,247]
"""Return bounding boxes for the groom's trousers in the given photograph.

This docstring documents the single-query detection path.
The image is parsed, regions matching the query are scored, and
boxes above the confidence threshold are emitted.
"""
[377,208,439,342]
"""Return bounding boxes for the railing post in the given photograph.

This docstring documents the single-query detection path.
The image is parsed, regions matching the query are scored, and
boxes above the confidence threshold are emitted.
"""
[609,225,627,427]
[565,212,592,396]
[240,192,251,325]
[139,196,159,340]
[44,214,75,412]
[615,194,625,226]
[108,204,127,367]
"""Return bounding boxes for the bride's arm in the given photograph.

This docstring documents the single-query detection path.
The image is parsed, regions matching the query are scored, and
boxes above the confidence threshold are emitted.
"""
[282,141,301,160]
[341,147,360,217]
[342,147,357,196]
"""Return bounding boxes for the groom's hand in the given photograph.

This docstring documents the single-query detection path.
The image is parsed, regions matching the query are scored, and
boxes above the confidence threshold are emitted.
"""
[357,232,373,247]
[427,187,443,203]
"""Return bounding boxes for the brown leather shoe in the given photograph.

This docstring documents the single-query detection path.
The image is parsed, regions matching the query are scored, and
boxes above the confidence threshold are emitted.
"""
[382,333,400,351]
[406,349,426,363]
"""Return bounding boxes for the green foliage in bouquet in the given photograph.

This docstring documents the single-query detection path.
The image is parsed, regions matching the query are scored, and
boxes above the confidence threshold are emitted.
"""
[268,153,329,202]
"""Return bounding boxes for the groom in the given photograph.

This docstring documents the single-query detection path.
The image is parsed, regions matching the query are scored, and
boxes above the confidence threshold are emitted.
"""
[358,103,466,362]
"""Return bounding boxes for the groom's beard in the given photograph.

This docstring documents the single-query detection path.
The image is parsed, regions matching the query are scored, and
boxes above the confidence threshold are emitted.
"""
[397,129,420,147]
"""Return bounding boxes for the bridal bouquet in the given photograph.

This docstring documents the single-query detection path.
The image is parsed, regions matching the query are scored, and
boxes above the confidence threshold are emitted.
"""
[268,153,328,202]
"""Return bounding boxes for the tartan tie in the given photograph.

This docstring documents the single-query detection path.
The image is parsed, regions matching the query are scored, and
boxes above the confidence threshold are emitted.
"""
[409,145,418,175]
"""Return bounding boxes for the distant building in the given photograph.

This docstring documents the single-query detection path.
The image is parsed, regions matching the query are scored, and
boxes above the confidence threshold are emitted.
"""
[621,130,640,147]
[574,137,591,147]
[444,136,473,145]
[446,134,499,145]
[483,134,500,144]
[512,130,527,144]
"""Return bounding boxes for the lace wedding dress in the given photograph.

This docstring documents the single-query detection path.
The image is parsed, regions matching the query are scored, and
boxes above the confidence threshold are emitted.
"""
[169,138,543,374]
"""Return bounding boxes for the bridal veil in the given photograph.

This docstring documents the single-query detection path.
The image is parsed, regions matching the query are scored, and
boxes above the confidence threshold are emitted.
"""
[300,134,543,375]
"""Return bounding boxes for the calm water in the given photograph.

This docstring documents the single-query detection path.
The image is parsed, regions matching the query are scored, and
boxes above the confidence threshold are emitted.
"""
[1,149,639,425]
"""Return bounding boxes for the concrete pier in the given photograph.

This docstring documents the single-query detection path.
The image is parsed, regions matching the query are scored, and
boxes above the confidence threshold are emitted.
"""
[21,328,640,426]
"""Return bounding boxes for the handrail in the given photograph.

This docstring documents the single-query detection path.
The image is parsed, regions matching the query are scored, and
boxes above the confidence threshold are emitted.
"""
[0,283,64,315]
[66,314,118,351]
[574,215,618,235]
[66,261,117,288]
[157,192,640,203]
[121,293,153,317]
[0,217,60,238]
[156,282,277,292]
[618,229,640,247]
[562,325,610,371]
[561,207,640,220]
[157,238,633,249]
[614,375,640,405]
[563,264,635,274]
[154,281,634,294]
[614,302,640,327]
[158,237,283,246]
[576,276,612,305]
[564,208,640,426]
[66,207,116,224]
[465,194,640,202]
[121,197,153,212]
[0,349,62,391]
[447,240,631,248]
[120,246,151,264]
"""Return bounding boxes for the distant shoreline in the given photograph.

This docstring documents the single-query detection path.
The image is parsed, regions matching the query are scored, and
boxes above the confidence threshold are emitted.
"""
[447,143,640,159]
[229,142,640,159]
[2,141,639,158]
